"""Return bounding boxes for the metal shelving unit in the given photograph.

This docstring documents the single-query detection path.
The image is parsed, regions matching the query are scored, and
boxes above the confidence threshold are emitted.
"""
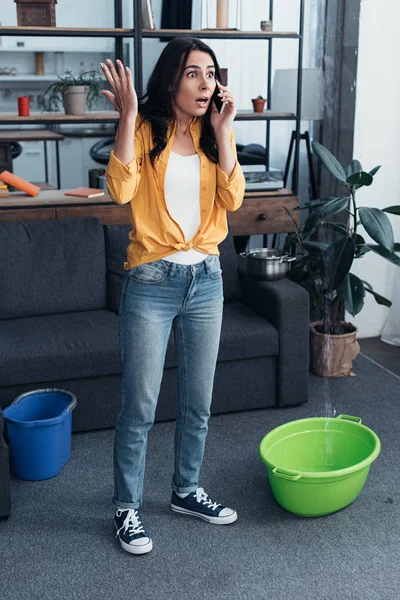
[0,0,304,194]
[133,0,305,196]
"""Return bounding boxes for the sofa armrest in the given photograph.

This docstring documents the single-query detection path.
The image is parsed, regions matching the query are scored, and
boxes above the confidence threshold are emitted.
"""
[238,260,309,407]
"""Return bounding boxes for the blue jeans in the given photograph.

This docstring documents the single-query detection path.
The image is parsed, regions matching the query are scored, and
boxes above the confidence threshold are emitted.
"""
[113,255,224,509]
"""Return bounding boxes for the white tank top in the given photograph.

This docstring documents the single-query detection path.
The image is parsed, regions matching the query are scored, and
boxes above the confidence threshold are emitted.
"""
[163,151,207,265]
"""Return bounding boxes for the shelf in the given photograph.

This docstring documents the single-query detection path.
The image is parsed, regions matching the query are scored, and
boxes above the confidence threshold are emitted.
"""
[236,110,295,121]
[0,189,114,208]
[0,47,111,53]
[0,26,134,38]
[0,111,119,125]
[0,129,64,141]
[142,29,299,40]
[0,26,299,40]
[0,111,296,126]
[244,189,294,198]
[0,75,61,81]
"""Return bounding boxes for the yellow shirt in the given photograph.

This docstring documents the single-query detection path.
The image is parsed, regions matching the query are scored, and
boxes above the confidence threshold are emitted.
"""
[105,116,245,269]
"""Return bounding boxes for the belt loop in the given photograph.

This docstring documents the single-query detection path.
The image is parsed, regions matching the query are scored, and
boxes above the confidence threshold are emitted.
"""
[168,261,176,277]
[204,256,210,274]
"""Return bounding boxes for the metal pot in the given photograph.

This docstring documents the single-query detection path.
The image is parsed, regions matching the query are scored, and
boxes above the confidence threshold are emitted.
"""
[240,248,296,281]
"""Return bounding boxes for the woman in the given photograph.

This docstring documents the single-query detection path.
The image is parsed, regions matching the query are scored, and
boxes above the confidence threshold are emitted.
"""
[101,37,245,556]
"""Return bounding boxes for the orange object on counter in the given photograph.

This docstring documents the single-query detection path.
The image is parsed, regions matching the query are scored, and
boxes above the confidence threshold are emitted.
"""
[0,171,41,196]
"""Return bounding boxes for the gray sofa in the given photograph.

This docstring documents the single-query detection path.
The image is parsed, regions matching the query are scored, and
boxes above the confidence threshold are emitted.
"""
[0,216,309,518]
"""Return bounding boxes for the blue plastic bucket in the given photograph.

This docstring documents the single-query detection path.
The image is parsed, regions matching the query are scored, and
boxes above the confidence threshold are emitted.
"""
[3,389,77,481]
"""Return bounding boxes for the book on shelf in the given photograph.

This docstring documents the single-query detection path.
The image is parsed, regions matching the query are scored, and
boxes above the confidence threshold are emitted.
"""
[241,165,284,191]
[142,0,156,29]
[64,187,105,198]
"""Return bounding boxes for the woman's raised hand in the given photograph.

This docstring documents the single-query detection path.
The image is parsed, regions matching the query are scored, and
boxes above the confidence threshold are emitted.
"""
[100,59,138,119]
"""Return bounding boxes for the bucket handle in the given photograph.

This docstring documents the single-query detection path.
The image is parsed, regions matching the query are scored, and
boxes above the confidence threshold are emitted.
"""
[336,414,362,424]
[10,389,77,414]
[272,466,302,481]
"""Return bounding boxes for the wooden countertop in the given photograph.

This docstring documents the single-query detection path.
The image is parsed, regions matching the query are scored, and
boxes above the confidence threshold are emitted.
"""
[0,188,296,209]
[0,189,114,208]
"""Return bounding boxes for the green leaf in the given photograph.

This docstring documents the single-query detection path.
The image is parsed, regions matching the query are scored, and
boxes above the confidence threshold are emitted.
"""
[314,196,350,218]
[303,211,321,234]
[353,233,370,257]
[358,207,394,251]
[367,245,400,266]
[364,286,392,307]
[293,199,335,211]
[320,221,349,235]
[337,273,365,317]
[346,171,373,187]
[369,165,381,177]
[303,241,330,254]
[321,237,355,292]
[345,160,363,178]
[312,141,348,183]
[383,205,400,216]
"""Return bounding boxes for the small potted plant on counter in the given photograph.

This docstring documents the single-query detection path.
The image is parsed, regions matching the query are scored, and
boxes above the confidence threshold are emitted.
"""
[42,69,104,115]
[283,141,400,377]
[251,95,266,113]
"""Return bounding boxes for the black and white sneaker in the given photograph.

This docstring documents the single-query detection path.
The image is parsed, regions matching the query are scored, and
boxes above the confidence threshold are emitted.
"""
[171,487,237,525]
[114,508,153,555]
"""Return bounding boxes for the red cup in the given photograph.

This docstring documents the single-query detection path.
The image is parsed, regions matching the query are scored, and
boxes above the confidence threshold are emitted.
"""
[17,96,30,116]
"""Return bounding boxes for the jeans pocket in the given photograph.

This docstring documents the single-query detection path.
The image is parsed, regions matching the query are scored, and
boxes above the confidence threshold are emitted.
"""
[128,260,169,285]
[206,255,222,280]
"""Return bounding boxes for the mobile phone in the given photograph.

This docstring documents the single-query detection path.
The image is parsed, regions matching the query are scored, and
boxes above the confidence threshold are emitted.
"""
[212,84,225,114]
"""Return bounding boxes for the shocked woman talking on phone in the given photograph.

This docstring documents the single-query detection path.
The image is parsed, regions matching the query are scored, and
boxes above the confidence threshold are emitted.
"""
[100,36,245,555]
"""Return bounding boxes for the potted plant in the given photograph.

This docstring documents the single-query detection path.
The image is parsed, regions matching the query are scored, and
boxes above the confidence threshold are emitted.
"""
[283,141,400,377]
[42,69,104,115]
[251,95,266,113]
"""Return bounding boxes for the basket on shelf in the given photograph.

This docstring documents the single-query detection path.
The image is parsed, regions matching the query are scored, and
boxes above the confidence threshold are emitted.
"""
[15,0,57,27]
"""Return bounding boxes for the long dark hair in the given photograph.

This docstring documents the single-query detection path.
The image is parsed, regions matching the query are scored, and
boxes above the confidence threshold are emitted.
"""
[138,37,223,165]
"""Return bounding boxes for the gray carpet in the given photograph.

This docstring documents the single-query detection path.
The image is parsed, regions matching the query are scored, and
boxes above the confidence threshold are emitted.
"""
[1,353,399,600]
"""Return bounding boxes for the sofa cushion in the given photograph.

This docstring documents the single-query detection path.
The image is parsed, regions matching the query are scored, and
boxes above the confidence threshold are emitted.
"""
[164,301,278,368]
[104,225,242,312]
[0,310,121,388]
[0,218,107,320]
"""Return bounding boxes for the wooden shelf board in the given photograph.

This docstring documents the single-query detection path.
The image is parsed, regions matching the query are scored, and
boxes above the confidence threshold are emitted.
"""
[142,29,299,39]
[0,111,295,125]
[0,189,114,208]
[236,110,295,120]
[0,129,64,141]
[0,26,133,37]
[0,26,299,39]
[244,189,295,198]
[0,111,119,124]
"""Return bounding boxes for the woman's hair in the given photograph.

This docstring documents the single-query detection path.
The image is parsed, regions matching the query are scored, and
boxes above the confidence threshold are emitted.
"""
[138,37,223,165]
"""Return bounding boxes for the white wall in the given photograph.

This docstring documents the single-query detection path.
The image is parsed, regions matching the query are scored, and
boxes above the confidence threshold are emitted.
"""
[349,0,400,338]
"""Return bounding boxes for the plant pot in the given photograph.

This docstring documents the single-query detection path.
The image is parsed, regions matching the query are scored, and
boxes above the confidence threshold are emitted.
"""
[309,320,360,377]
[61,86,89,115]
[252,98,266,113]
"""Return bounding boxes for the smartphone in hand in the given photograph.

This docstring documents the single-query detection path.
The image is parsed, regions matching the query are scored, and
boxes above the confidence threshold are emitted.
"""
[212,83,225,114]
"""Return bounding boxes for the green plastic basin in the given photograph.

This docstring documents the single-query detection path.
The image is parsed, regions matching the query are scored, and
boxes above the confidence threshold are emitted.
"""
[259,414,381,517]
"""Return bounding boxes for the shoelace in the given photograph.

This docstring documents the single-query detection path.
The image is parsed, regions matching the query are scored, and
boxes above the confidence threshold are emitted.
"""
[115,509,145,539]
[195,488,221,511]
